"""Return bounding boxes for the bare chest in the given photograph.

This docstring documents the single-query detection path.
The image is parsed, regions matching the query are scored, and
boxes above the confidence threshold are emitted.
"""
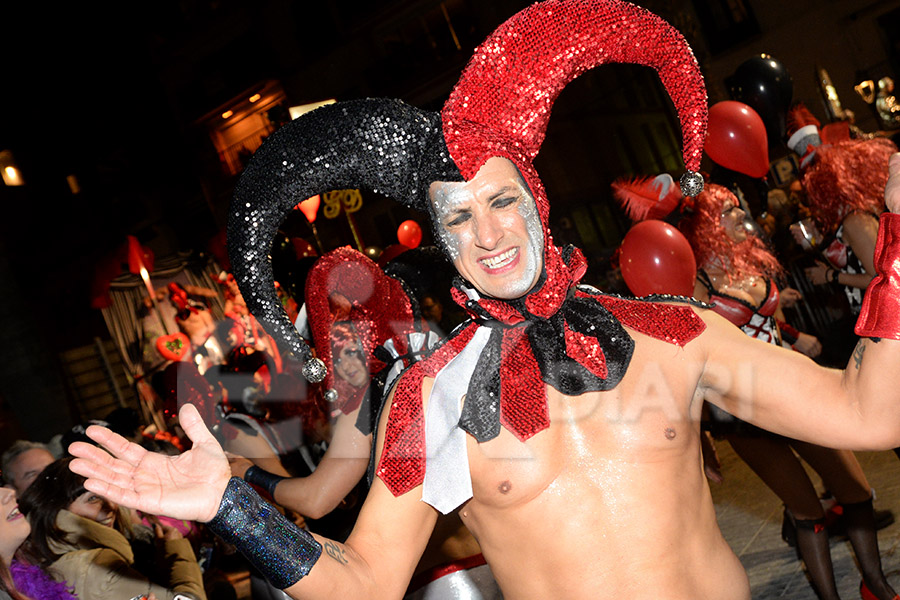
[463,346,703,509]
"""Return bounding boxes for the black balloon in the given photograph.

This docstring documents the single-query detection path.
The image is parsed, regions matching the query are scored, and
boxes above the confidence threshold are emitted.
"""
[726,54,793,145]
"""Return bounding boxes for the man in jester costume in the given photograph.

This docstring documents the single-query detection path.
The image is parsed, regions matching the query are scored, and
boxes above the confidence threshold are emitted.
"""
[69,1,900,598]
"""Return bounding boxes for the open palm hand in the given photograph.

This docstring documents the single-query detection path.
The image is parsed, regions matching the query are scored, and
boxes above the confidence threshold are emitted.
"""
[68,403,231,523]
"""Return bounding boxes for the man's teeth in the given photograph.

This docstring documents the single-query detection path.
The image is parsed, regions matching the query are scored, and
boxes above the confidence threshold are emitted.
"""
[481,248,518,269]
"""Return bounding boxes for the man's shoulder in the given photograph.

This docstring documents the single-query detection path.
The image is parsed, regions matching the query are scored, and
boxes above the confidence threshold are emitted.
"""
[576,285,711,348]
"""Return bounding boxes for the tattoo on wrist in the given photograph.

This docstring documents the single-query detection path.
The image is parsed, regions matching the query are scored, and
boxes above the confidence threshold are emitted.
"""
[852,342,866,370]
[324,541,349,564]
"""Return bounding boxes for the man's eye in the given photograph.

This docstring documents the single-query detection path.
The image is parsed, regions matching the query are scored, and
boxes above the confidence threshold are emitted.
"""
[492,196,518,209]
[446,213,471,228]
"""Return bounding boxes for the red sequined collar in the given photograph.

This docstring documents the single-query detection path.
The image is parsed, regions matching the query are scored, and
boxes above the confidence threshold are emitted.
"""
[375,244,707,497]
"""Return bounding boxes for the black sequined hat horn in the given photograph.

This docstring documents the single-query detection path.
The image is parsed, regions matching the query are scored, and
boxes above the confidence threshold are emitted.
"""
[227,98,462,381]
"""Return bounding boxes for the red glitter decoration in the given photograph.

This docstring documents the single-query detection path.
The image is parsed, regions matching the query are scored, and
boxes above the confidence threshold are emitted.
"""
[855,214,900,340]
[443,0,707,188]
[440,0,707,327]
[378,323,479,497]
[304,246,421,414]
[499,329,549,441]
[583,292,707,348]
[565,325,609,379]
[377,294,705,496]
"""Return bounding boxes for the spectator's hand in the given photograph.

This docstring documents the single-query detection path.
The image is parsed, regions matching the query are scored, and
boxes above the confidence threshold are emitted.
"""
[154,522,184,541]
[68,404,230,523]
[780,287,803,309]
[793,332,823,358]
[226,453,254,479]
[804,261,832,285]
[885,152,900,213]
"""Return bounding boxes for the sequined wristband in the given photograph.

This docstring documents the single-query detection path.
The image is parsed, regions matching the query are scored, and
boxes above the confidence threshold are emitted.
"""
[207,477,321,588]
[855,213,900,340]
[243,465,285,498]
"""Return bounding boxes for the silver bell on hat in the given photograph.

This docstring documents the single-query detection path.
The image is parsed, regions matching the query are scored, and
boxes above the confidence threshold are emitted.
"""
[680,171,704,198]
[301,357,327,383]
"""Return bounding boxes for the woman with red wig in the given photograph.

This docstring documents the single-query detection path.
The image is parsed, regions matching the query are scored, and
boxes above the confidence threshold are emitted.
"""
[788,105,896,355]
[681,182,897,600]
[788,105,900,465]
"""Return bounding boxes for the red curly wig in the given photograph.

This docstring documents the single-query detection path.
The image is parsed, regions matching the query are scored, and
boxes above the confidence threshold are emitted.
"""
[679,184,784,282]
[328,321,368,411]
[787,104,894,234]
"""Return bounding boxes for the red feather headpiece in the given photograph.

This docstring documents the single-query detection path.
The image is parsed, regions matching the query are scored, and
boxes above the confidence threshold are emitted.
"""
[611,174,683,222]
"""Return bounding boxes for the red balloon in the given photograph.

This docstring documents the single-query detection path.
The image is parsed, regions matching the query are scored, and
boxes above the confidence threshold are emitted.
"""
[619,220,696,296]
[706,101,769,178]
[397,220,423,248]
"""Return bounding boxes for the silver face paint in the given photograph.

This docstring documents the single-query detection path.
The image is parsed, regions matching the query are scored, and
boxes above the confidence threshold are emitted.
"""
[517,189,544,297]
[428,157,544,300]
[430,183,471,261]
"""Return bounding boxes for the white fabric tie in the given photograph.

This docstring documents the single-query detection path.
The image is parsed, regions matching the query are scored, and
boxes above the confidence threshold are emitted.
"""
[422,326,491,513]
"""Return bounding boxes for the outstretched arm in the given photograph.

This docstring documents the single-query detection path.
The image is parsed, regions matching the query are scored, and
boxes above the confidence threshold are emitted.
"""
[229,410,370,520]
[698,153,900,450]
[696,311,895,449]
[70,398,436,600]
[272,410,370,519]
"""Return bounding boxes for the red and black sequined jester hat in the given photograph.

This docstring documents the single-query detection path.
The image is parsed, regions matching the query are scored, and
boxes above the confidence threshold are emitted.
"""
[227,0,709,506]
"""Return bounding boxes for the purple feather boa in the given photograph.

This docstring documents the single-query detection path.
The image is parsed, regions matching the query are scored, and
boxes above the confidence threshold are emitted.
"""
[9,561,77,600]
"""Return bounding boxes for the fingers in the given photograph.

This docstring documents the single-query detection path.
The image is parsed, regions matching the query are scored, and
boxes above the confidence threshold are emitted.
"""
[83,425,147,466]
[68,443,139,479]
[69,456,140,490]
[81,477,146,510]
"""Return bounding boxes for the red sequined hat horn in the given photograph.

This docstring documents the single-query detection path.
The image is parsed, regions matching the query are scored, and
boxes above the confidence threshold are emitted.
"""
[442,0,708,205]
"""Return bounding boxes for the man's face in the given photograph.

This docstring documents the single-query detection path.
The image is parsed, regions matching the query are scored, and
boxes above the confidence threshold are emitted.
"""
[429,157,544,300]
[7,448,54,495]
[334,343,368,389]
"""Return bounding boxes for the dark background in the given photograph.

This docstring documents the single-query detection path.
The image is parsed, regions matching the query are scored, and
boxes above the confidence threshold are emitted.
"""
[1,0,899,442]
